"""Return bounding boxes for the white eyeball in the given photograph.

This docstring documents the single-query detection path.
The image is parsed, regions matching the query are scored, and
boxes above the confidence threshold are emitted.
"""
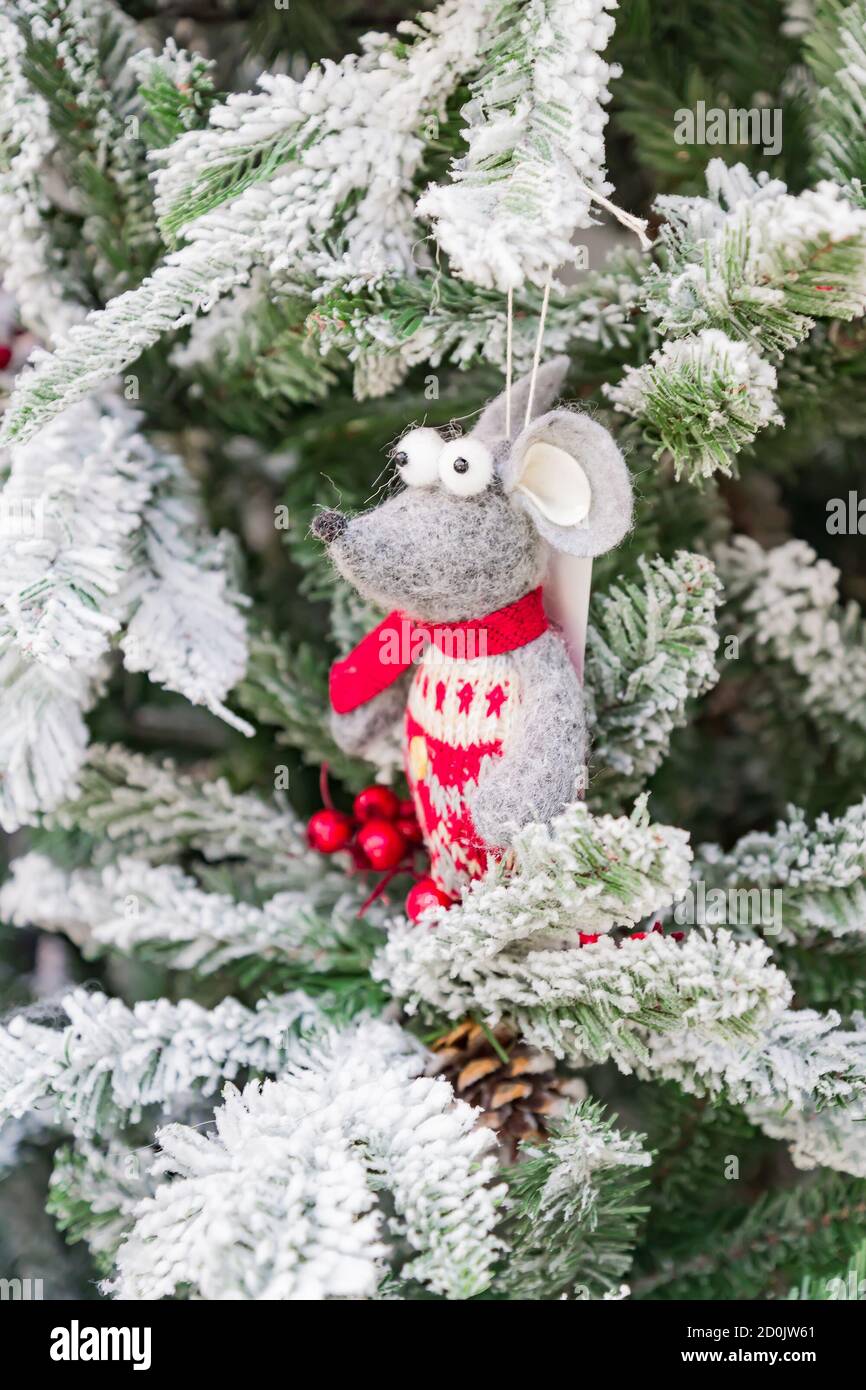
[391,427,442,487]
[438,438,494,497]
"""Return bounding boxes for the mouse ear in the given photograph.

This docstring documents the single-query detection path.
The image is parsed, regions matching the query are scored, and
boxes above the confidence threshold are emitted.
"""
[502,409,633,557]
[472,356,570,444]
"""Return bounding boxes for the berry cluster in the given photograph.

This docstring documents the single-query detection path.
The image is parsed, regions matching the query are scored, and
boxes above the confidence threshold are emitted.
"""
[307,782,453,922]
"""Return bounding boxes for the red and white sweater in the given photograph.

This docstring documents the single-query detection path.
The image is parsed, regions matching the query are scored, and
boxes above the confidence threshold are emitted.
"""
[330,587,549,895]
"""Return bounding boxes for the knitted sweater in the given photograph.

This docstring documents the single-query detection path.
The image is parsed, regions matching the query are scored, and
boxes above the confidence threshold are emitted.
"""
[405,650,520,894]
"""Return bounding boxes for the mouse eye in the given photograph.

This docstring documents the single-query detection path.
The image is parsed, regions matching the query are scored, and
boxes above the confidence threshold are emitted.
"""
[438,438,494,497]
[391,427,441,487]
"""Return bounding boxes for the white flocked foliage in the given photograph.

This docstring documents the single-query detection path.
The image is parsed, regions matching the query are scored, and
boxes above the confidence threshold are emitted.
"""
[418,0,629,290]
[0,0,494,445]
[0,397,250,828]
[695,798,866,943]
[108,1020,505,1301]
[0,13,87,339]
[375,798,794,1063]
[606,329,783,479]
[0,987,320,1135]
[716,536,866,756]
[0,851,369,976]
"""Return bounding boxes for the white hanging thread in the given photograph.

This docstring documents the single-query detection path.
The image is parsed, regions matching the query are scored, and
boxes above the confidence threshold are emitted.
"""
[524,269,552,427]
[575,179,652,251]
[505,286,514,438]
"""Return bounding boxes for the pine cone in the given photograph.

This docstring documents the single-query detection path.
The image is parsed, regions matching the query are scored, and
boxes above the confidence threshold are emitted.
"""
[429,1019,586,1161]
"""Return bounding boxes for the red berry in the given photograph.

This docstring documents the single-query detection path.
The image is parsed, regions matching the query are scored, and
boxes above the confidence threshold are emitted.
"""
[356,818,406,870]
[353,785,400,822]
[307,808,354,854]
[396,816,423,844]
[398,798,416,819]
[0,345,12,370]
[578,932,599,946]
[406,877,454,923]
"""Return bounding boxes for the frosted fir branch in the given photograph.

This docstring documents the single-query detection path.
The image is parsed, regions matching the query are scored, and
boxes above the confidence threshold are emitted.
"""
[173,274,339,407]
[643,1008,866,1178]
[312,249,644,397]
[695,799,866,944]
[585,552,721,808]
[382,915,790,1069]
[152,0,489,245]
[109,1019,504,1301]
[0,652,103,832]
[498,1099,650,1299]
[377,799,791,1063]
[605,328,782,480]
[715,536,866,758]
[0,850,380,979]
[418,0,640,291]
[48,1139,157,1273]
[0,987,321,1135]
[0,0,490,443]
[645,161,866,353]
[0,195,266,447]
[805,0,866,203]
[120,461,251,736]
[0,15,87,339]
[0,397,252,826]
[7,0,158,300]
[132,39,217,148]
[48,742,316,874]
[0,398,163,675]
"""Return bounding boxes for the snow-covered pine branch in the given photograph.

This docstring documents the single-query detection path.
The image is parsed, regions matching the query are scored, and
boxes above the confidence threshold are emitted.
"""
[585,551,721,808]
[498,1099,650,1299]
[644,1007,866,1178]
[0,653,103,832]
[119,457,251,734]
[0,13,87,339]
[108,1019,504,1301]
[0,0,493,445]
[48,1139,158,1274]
[805,0,866,203]
[3,0,157,301]
[695,799,866,944]
[417,0,637,290]
[312,249,644,398]
[0,851,376,979]
[645,161,866,351]
[0,397,250,828]
[132,38,217,149]
[376,797,791,1064]
[605,161,866,479]
[606,329,783,480]
[716,536,866,759]
[47,742,315,875]
[0,988,320,1136]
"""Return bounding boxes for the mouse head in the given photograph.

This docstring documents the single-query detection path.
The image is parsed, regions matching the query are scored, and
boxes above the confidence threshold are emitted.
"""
[311,356,632,622]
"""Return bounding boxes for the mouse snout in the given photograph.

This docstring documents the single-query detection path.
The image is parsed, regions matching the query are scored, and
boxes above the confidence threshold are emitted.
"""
[311,509,348,543]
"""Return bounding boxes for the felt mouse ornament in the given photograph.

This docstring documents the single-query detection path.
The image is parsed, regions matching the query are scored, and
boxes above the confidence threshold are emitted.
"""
[311,356,633,901]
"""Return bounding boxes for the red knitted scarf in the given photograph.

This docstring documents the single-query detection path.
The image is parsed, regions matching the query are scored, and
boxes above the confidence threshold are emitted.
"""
[329,587,549,715]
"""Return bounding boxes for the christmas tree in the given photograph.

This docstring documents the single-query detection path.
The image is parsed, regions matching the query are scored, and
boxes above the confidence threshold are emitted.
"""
[1,0,866,1303]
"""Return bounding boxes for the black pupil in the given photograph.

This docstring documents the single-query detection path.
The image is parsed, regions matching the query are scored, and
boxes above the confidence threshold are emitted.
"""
[394,451,408,467]
[453,457,470,474]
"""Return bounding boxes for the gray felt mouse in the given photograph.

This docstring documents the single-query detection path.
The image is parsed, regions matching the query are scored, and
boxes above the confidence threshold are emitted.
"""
[312,356,633,898]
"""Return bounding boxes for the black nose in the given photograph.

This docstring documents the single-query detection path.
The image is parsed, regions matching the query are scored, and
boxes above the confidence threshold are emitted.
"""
[311,509,348,543]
